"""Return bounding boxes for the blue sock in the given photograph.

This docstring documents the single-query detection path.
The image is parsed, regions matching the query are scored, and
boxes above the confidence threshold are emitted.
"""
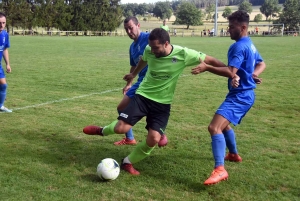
[211,134,226,168]
[0,84,7,107]
[118,110,134,140]
[223,129,237,154]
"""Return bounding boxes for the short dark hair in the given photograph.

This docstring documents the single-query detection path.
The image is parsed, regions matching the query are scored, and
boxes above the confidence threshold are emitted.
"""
[227,10,249,24]
[0,12,6,18]
[149,28,170,44]
[124,16,138,25]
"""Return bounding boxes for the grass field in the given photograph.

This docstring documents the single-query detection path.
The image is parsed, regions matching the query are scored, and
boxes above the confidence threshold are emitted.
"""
[1,35,300,201]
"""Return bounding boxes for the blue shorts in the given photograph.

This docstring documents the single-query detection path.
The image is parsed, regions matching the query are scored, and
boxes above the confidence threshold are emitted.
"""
[0,67,5,79]
[125,81,141,98]
[216,90,255,126]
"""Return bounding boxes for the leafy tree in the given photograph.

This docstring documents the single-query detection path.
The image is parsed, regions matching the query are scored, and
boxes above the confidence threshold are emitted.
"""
[137,3,148,16]
[205,3,215,15]
[276,0,300,31]
[53,0,72,31]
[238,0,253,14]
[1,0,36,32]
[37,0,57,32]
[153,2,172,20]
[254,13,263,22]
[205,4,215,20]
[260,0,281,20]
[222,6,232,19]
[122,3,139,16]
[171,0,182,13]
[69,0,86,31]
[174,2,203,29]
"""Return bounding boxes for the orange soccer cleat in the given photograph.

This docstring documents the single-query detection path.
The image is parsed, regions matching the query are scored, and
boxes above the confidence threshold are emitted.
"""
[114,138,137,146]
[204,166,229,185]
[224,153,242,162]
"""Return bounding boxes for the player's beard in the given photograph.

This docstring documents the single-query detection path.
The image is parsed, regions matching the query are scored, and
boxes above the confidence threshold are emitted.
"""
[154,50,167,58]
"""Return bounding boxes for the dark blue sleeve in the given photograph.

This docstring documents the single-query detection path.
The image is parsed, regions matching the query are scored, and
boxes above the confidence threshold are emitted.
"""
[129,46,135,66]
[5,32,10,49]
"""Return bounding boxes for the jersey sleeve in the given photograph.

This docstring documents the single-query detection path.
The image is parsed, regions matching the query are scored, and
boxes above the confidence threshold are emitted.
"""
[129,46,135,66]
[183,47,206,67]
[255,52,263,65]
[228,44,244,69]
[5,33,10,49]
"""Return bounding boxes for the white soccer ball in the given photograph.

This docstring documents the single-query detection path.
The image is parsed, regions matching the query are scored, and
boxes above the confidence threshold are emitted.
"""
[97,158,120,181]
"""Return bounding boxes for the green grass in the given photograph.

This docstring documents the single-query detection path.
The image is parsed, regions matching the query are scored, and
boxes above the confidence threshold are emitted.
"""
[1,36,300,201]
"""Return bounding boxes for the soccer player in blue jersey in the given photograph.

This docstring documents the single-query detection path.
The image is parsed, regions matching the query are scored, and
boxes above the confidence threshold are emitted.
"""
[84,16,168,147]
[191,10,266,185]
[0,12,12,113]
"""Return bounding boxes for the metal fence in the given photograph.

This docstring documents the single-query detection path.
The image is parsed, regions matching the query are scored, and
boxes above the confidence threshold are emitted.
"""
[11,29,299,37]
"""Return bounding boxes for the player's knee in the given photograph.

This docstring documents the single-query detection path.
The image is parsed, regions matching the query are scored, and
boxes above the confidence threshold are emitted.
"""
[114,121,131,134]
[208,124,218,135]
[0,83,7,92]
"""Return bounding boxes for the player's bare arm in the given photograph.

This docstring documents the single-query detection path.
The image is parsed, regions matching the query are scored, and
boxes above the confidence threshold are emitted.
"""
[3,48,11,73]
[123,59,147,84]
[191,58,237,78]
[123,65,136,95]
[253,61,266,84]
[204,55,226,67]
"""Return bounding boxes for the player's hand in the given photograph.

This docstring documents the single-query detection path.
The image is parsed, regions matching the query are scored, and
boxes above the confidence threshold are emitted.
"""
[191,58,208,75]
[6,65,11,73]
[231,74,240,88]
[123,85,131,95]
[123,73,135,83]
[252,74,262,84]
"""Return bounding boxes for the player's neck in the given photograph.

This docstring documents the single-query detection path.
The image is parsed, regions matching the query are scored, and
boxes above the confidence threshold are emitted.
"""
[165,44,173,55]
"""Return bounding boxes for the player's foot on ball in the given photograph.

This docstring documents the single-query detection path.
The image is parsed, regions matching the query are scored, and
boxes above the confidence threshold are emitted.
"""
[83,125,103,136]
[114,138,137,146]
[158,134,168,147]
[121,160,140,175]
[204,166,228,185]
[224,153,242,162]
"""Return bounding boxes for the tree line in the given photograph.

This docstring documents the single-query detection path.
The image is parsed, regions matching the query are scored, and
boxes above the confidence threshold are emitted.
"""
[0,0,299,34]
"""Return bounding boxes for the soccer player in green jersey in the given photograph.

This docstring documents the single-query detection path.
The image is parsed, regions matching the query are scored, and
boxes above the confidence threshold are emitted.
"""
[83,28,226,175]
[160,19,169,32]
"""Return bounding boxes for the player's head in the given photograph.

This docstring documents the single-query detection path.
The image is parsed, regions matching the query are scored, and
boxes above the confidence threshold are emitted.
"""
[124,16,140,42]
[227,10,249,41]
[163,19,166,25]
[0,12,6,32]
[149,28,170,58]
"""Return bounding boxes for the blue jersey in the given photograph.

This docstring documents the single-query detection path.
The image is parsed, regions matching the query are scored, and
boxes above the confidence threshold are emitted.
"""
[0,30,10,67]
[129,32,149,82]
[227,37,263,92]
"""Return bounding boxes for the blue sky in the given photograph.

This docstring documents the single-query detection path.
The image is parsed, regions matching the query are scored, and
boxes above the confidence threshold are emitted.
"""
[121,0,162,4]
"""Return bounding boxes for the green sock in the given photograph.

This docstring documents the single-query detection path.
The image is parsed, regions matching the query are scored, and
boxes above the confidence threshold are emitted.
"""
[102,120,118,136]
[128,140,155,164]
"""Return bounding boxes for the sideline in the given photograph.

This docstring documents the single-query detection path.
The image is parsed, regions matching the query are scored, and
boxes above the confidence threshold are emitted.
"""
[12,88,122,111]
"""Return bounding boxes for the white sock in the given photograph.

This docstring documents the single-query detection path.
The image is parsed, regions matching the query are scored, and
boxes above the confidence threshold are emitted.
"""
[123,156,131,164]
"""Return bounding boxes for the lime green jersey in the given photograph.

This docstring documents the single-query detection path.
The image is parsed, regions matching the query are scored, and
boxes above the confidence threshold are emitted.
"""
[160,25,169,32]
[136,45,206,104]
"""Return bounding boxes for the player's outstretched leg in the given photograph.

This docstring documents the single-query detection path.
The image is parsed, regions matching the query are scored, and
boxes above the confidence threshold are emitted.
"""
[121,140,155,175]
[83,125,103,136]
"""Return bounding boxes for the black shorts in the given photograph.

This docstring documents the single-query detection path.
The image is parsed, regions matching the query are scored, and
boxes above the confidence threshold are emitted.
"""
[118,94,170,135]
